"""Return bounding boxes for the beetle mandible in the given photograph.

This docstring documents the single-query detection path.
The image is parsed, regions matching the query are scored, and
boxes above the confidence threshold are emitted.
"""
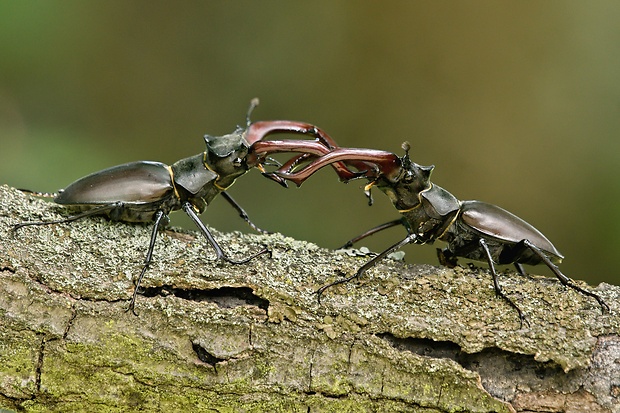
[266,142,610,324]
[12,99,345,313]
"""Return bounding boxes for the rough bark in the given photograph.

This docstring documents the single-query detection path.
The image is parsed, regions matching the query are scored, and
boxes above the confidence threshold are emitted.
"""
[0,184,618,413]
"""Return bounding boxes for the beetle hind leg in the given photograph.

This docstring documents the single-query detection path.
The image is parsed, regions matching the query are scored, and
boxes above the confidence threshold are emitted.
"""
[12,203,120,232]
[521,240,610,314]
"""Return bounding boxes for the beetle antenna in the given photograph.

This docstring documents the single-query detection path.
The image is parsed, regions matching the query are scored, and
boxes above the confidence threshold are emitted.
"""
[401,141,411,158]
[246,97,260,127]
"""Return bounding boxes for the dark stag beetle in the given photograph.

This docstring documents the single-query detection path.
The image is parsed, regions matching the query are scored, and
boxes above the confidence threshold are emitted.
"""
[266,142,609,323]
[12,99,348,313]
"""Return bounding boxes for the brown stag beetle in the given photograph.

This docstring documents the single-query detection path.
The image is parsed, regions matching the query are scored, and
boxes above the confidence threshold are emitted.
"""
[267,142,609,324]
[12,99,346,313]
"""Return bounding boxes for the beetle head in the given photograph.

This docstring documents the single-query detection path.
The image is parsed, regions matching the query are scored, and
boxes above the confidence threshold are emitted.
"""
[203,129,253,184]
[373,142,434,210]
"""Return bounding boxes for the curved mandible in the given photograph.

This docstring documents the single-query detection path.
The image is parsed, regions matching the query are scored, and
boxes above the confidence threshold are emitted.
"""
[262,152,320,187]
[268,152,376,183]
[244,121,337,147]
[272,148,402,187]
[245,121,386,184]
[245,120,363,180]
[248,139,361,182]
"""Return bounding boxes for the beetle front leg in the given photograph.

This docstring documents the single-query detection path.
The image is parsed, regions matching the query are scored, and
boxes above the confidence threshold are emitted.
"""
[317,233,417,303]
[182,202,270,265]
[338,218,407,249]
[478,239,527,327]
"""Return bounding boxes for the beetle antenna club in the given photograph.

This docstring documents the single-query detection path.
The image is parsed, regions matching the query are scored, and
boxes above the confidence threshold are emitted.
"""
[246,97,260,128]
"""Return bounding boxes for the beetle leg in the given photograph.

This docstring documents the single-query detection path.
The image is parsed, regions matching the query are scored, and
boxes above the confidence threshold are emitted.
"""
[182,202,271,265]
[514,262,525,276]
[513,262,534,279]
[478,238,527,327]
[220,192,271,235]
[436,248,459,268]
[12,203,120,231]
[338,218,406,249]
[128,209,168,315]
[521,240,610,314]
[317,233,417,303]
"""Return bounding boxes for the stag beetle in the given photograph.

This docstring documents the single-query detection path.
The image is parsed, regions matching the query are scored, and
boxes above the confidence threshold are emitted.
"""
[266,142,609,323]
[12,99,345,313]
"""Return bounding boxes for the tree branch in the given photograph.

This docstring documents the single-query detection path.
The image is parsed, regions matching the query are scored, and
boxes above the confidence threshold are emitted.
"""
[0,184,618,412]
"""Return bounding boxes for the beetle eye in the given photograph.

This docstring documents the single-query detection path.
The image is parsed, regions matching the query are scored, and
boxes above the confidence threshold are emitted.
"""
[232,157,243,167]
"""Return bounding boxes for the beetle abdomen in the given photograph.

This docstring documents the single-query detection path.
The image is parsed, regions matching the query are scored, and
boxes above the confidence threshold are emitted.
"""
[460,200,563,261]
[55,161,174,205]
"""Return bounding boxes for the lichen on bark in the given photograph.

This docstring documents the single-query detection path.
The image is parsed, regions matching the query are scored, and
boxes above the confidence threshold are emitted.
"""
[1,184,619,412]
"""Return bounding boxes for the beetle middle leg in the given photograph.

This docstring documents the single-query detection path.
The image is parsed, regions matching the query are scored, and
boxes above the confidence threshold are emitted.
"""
[220,192,271,235]
[436,248,459,268]
[128,209,169,314]
[182,202,270,265]
[478,239,528,327]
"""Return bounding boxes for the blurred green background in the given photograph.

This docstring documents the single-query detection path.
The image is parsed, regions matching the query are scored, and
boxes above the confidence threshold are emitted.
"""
[1,1,619,285]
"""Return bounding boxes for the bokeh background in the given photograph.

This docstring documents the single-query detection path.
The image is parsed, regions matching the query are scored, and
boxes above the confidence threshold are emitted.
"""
[1,2,619,285]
